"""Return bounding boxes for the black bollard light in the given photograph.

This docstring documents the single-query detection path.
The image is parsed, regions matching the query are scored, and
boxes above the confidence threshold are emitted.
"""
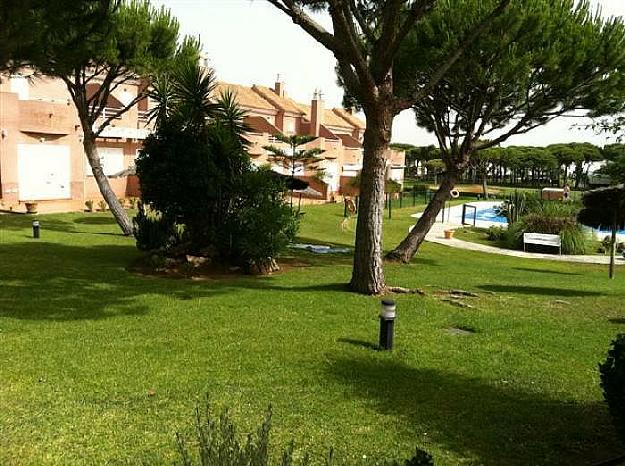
[32,220,40,239]
[379,299,396,350]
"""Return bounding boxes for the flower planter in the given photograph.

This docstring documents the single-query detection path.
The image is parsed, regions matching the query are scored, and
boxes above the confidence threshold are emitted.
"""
[25,202,38,214]
[444,229,455,239]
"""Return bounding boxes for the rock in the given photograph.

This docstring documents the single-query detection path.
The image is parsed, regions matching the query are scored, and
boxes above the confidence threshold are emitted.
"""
[448,289,479,297]
[441,298,475,309]
[446,327,476,336]
[552,299,571,306]
[186,255,209,267]
[387,286,426,295]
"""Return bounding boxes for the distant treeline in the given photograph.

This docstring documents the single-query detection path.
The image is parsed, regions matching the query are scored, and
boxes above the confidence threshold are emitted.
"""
[392,142,625,188]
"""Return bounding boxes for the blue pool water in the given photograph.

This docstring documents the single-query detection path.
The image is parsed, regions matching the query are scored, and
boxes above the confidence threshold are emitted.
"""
[474,207,508,224]
[464,205,507,224]
[466,204,625,234]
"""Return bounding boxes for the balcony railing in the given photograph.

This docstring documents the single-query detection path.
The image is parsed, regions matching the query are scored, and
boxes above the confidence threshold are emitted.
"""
[102,107,122,120]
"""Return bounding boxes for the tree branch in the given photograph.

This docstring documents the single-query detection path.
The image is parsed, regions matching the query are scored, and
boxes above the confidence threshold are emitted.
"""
[374,0,436,79]
[347,0,375,42]
[394,0,512,112]
[265,0,340,54]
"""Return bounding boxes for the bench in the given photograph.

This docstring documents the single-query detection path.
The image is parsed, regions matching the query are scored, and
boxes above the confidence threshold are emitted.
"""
[523,233,561,255]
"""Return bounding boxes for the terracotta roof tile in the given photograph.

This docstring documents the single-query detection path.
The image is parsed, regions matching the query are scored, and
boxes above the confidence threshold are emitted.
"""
[337,133,361,148]
[245,116,282,135]
[332,108,366,129]
[215,82,276,112]
[251,85,304,114]
[296,103,353,129]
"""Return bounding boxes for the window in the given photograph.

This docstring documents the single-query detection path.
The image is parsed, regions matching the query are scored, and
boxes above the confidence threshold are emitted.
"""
[85,147,125,176]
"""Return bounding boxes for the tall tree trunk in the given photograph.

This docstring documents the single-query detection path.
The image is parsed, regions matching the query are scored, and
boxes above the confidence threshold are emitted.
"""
[386,170,458,263]
[574,165,582,189]
[82,129,133,235]
[349,103,392,295]
[481,172,489,198]
[610,223,617,280]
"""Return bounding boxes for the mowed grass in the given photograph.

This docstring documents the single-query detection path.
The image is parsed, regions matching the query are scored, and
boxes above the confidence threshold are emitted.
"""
[1,204,625,465]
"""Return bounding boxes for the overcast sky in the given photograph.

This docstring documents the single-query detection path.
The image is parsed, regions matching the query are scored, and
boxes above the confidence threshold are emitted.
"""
[153,0,625,147]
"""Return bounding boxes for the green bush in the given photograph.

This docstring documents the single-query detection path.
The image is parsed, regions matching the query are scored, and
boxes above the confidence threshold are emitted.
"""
[599,334,625,442]
[486,225,506,242]
[559,224,591,255]
[411,182,430,193]
[175,402,434,466]
[132,202,179,252]
[385,179,402,194]
[499,198,590,254]
[229,167,300,273]
[502,216,590,254]
[525,198,581,218]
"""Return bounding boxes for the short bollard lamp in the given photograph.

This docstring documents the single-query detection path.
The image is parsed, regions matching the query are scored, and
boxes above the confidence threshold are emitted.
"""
[379,299,396,350]
[32,220,40,239]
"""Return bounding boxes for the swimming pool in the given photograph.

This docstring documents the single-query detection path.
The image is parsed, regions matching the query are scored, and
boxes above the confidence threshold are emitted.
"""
[463,203,625,235]
[470,205,508,224]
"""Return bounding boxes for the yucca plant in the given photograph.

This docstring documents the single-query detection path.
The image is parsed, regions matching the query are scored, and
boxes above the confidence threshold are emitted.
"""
[496,190,527,225]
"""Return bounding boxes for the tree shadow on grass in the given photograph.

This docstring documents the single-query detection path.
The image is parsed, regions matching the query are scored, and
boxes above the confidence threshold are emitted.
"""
[478,284,602,297]
[1,213,127,236]
[326,357,621,466]
[0,242,228,321]
[513,267,581,276]
[337,337,379,350]
[73,216,118,225]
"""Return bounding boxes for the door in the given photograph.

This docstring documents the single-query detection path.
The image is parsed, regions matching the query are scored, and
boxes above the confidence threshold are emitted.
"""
[18,144,71,200]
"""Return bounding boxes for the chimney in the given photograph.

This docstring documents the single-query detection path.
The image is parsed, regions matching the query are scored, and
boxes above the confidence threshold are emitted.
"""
[198,52,210,69]
[274,74,286,97]
[310,89,324,137]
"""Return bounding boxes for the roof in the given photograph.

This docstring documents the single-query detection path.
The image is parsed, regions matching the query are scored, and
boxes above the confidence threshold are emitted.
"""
[215,82,276,112]
[252,85,304,115]
[217,81,365,131]
[319,125,339,141]
[337,133,361,149]
[245,116,282,135]
[332,108,366,129]
[296,103,354,129]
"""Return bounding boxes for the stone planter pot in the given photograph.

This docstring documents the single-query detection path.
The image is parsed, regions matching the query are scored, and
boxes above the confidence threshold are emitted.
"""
[444,229,455,239]
[25,202,38,214]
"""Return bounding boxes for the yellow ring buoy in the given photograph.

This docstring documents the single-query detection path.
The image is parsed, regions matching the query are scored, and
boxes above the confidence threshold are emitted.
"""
[450,189,460,199]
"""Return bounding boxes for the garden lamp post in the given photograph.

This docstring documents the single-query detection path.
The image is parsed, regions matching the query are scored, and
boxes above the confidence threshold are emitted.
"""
[379,299,396,350]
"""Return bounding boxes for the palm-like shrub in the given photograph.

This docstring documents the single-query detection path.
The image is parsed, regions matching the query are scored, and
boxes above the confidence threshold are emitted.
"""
[136,64,298,272]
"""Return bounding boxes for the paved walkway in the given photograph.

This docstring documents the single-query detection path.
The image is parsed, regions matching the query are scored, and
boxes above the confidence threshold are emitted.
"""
[426,221,625,266]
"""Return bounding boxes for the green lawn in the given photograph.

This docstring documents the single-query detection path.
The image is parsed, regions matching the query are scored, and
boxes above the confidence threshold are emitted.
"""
[449,227,497,247]
[1,204,625,465]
